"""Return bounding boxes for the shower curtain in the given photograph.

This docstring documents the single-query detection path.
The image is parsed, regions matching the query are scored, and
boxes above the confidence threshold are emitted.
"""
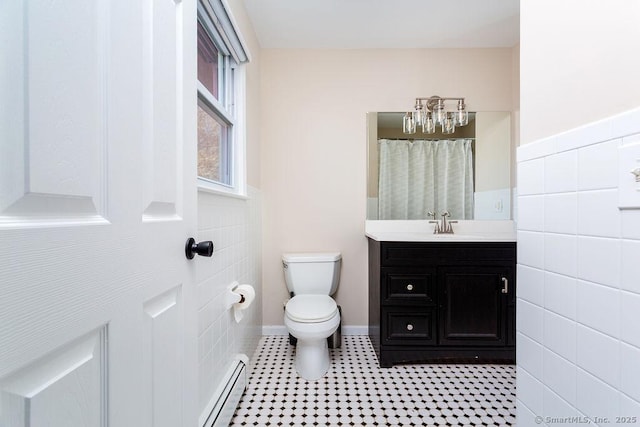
[378,139,474,220]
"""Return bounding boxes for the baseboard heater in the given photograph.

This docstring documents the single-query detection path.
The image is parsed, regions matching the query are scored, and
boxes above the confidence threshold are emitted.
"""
[200,354,249,427]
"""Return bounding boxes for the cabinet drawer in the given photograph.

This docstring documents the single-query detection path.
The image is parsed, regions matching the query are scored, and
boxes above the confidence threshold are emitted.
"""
[382,309,436,345]
[382,270,435,305]
[381,242,516,266]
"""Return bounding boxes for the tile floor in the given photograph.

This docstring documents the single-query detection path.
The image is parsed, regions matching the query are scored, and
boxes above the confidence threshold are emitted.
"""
[230,335,516,426]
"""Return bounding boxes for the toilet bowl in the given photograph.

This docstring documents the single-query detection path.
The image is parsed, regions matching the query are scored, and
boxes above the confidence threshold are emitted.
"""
[285,295,340,380]
[282,252,342,380]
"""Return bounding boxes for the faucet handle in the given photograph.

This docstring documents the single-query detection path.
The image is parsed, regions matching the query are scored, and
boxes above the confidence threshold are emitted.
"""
[427,211,436,220]
[428,220,440,234]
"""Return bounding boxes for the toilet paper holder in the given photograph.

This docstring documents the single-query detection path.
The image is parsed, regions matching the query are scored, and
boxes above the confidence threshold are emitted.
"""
[225,282,256,323]
[224,282,245,309]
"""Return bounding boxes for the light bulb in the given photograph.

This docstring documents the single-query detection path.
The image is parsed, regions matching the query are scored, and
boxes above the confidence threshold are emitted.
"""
[455,100,468,126]
[422,112,436,134]
[403,112,416,134]
[455,110,468,126]
[442,113,455,134]
[412,108,425,127]
[433,100,446,125]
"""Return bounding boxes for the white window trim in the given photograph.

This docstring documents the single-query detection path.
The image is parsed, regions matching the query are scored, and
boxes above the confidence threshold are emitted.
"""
[196,0,249,198]
[197,64,247,198]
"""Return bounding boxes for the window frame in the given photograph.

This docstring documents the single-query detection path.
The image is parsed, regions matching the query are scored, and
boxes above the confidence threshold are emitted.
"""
[196,0,248,197]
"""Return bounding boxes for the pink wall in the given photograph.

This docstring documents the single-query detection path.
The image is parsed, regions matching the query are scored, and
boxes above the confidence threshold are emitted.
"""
[259,48,516,327]
[520,0,640,144]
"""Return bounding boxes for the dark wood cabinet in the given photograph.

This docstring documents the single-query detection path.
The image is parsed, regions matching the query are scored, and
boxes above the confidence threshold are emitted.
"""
[368,239,516,367]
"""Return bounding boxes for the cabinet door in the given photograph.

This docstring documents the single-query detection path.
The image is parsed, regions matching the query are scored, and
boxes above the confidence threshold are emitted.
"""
[438,266,511,346]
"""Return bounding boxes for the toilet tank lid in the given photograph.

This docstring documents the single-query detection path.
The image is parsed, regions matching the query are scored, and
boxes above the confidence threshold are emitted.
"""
[282,252,341,263]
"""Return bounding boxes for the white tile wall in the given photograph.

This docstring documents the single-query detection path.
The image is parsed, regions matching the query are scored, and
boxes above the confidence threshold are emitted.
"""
[517,231,545,269]
[517,157,545,195]
[577,190,621,238]
[575,324,620,387]
[620,343,640,402]
[543,272,576,319]
[577,237,621,288]
[517,367,544,416]
[544,193,577,234]
[543,348,576,406]
[518,264,545,306]
[622,210,640,240]
[517,332,543,379]
[621,394,640,420]
[518,299,544,343]
[543,311,576,362]
[575,368,620,422]
[578,139,621,191]
[575,280,619,337]
[544,151,577,194]
[196,187,262,417]
[544,234,577,277]
[517,195,545,231]
[516,108,640,425]
[620,291,640,348]
[621,239,640,294]
[516,401,539,427]
[542,387,580,424]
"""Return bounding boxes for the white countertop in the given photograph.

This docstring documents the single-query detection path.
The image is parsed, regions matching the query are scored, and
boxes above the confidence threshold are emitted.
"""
[365,220,517,242]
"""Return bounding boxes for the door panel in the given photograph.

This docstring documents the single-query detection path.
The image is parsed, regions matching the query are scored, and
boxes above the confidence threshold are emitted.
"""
[143,286,183,427]
[0,328,107,427]
[439,266,509,346]
[0,0,108,222]
[142,0,182,220]
[0,1,198,426]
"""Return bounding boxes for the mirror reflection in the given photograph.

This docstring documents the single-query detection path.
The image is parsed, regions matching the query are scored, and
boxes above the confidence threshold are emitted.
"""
[367,112,512,220]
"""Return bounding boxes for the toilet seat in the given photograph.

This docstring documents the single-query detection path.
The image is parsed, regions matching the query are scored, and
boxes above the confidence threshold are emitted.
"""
[285,295,338,323]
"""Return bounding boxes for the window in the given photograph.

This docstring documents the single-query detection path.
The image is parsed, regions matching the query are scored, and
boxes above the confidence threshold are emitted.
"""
[197,0,248,192]
[197,102,229,183]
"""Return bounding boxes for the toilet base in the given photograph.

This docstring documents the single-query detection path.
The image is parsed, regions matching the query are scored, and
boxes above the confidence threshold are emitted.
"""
[295,338,330,380]
[285,311,340,380]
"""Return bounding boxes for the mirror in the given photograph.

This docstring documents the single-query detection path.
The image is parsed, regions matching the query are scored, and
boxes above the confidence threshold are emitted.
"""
[367,111,512,220]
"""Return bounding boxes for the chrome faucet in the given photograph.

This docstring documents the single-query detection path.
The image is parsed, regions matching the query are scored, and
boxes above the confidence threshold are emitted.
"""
[428,210,458,234]
[427,211,439,233]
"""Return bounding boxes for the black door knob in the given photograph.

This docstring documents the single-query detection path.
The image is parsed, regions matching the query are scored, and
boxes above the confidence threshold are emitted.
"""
[185,238,214,259]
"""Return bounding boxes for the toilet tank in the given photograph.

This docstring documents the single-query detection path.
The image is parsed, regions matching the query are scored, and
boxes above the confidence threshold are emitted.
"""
[282,252,341,296]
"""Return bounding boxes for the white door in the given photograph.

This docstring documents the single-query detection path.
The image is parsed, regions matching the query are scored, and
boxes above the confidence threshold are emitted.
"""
[0,1,199,426]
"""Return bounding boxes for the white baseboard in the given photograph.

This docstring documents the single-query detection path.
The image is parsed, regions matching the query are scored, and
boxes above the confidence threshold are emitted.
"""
[262,325,288,335]
[342,325,368,335]
[262,325,368,336]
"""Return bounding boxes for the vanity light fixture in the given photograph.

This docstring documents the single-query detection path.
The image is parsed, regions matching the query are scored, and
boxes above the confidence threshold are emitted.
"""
[403,96,468,135]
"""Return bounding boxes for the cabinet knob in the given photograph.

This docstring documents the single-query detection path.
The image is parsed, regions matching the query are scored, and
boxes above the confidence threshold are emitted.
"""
[406,284,414,291]
[406,324,414,331]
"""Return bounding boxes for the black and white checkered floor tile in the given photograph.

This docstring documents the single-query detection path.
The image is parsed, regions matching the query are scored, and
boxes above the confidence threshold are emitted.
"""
[230,335,515,426]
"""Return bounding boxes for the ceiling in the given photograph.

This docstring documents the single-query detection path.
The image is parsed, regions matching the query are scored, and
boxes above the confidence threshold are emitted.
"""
[242,0,520,49]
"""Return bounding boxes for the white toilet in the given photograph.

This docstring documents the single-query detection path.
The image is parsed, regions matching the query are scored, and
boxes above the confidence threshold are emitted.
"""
[282,252,341,380]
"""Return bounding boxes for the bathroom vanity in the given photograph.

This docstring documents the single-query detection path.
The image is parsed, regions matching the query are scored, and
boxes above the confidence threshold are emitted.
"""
[366,223,516,367]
